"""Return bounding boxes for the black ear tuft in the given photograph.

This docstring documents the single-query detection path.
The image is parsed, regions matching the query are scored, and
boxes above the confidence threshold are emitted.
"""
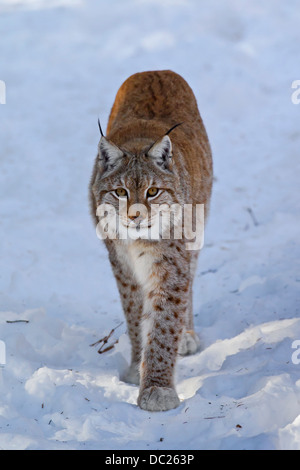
[98,118,104,137]
[165,122,184,136]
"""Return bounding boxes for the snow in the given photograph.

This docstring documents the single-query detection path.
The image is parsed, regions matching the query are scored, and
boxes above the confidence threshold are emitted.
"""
[0,0,300,450]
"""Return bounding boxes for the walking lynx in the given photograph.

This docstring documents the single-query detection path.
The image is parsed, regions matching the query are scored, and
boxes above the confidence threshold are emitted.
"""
[89,70,213,411]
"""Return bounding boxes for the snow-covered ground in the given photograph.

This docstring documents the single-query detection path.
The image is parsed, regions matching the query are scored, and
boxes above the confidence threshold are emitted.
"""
[0,0,300,450]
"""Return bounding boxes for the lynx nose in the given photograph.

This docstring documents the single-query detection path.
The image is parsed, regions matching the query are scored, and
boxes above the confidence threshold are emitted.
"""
[127,204,148,225]
[128,211,140,221]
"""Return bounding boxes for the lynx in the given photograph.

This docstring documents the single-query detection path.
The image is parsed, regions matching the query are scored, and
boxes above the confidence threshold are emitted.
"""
[89,70,213,411]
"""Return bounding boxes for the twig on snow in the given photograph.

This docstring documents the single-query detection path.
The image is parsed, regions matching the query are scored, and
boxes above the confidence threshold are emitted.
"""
[246,207,259,226]
[6,320,29,323]
[90,322,124,354]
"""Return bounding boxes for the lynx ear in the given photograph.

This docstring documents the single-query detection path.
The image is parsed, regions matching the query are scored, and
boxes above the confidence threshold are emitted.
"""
[98,136,124,174]
[147,135,173,171]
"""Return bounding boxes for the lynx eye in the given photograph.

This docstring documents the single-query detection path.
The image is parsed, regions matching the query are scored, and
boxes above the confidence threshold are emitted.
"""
[115,188,128,198]
[147,187,159,198]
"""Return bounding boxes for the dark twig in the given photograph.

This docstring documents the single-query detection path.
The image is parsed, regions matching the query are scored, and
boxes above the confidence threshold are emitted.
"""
[6,320,29,323]
[246,207,259,226]
[204,416,226,420]
[90,322,123,354]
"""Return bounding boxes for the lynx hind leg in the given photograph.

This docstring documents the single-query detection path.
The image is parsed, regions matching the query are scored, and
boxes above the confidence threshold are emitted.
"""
[179,250,201,356]
[178,329,200,356]
[122,361,140,385]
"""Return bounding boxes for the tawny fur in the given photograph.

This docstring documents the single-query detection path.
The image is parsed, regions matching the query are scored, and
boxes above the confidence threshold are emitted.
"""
[89,70,213,411]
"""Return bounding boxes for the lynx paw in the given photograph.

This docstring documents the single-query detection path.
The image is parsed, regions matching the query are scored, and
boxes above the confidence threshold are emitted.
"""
[121,362,140,385]
[178,330,200,356]
[137,386,180,412]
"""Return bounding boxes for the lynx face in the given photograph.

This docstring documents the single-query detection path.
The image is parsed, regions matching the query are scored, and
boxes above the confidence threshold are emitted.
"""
[92,134,184,242]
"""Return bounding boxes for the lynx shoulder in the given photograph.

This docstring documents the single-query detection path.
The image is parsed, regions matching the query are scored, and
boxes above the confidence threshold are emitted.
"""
[90,70,213,411]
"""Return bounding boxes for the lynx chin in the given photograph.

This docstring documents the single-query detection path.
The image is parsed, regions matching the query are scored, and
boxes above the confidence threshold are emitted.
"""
[89,70,213,411]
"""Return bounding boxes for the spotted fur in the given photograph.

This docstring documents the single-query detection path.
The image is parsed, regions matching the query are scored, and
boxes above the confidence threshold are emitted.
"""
[89,70,213,411]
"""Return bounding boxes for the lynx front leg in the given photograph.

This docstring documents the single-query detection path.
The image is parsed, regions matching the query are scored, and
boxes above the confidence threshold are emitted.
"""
[137,253,190,411]
[138,306,184,411]
[119,280,143,385]
[108,245,143,385]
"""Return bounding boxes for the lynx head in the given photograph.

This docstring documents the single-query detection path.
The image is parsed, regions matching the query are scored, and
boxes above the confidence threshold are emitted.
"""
[92,122,185,242]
